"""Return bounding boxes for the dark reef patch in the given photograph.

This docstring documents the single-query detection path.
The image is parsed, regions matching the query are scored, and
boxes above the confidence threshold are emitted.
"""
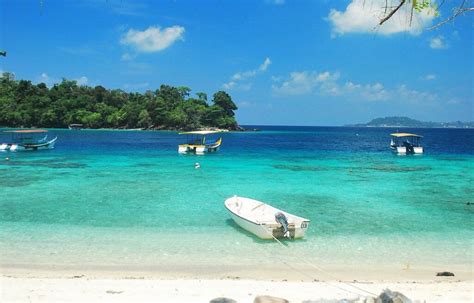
[439,158,468,162]
[365,165,432,172]
[0,175,41,187]
[272,164,330,172]
[0,160,87,169]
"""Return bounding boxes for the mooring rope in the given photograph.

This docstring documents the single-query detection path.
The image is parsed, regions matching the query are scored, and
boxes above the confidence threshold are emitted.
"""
[206,186,378,297]
[257,223,378,298]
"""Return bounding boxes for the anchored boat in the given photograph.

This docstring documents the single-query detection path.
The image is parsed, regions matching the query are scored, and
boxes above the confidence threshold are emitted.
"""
[0,129,57,151]
[225,196,310,239]
[178,130,222,154]
[68,123,83,130]
[390,133,423,154]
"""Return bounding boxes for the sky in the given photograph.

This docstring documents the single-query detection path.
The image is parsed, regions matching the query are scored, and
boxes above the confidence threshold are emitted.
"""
[0,0,472,126]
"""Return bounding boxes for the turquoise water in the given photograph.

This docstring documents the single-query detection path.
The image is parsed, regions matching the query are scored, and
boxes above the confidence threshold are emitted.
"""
[1,127,473,278]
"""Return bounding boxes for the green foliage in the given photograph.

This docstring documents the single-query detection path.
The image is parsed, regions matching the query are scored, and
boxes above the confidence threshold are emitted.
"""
[0,73,239,130]
[411,0,439,16]
[212,91,238,117]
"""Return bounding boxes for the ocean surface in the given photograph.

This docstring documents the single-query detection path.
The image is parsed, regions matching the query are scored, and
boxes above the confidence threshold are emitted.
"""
[1,126,473,278]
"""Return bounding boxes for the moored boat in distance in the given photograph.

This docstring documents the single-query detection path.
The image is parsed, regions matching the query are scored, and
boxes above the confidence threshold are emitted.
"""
[178,130,222,154]
[69,123,83,130]
[1,129,57,151]
[225,196,310,239]
[390,133,423,154]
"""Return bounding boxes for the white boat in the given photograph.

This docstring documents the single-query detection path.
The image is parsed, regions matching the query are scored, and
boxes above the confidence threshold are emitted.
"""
[390,133,423,154]
[178,130,222,154]
[2,129,57,151]
[68,123,83,130]
[224,196,310,239]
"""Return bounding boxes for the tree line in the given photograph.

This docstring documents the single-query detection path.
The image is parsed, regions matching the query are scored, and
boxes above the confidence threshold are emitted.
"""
[0,72,239,130]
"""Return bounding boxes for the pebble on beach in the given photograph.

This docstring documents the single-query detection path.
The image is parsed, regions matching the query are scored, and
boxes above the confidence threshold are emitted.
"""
[436,271,455,276]
[209,298,237,303]
[254,295,289,303]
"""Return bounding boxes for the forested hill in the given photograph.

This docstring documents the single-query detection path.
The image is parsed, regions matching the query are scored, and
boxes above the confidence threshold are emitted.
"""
[0,72,240,130]
[349,116,474,128]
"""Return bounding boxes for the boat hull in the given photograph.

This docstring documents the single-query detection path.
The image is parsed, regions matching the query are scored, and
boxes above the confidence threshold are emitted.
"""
[395,146,423,154]
[178,144,220,154]
[225,196,310,240]
[1,137,57,152]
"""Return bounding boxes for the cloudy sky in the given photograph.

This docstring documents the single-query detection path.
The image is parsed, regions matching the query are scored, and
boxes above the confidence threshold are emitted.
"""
[1,0,472,125]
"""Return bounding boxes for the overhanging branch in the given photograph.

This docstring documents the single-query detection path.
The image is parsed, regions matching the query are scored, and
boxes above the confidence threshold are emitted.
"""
[428,7,474,30]
[379,0,406,25]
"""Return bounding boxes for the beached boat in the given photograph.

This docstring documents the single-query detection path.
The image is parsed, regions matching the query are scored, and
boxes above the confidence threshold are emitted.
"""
[390,133,423,154]
[178,130,222,154]
[0,129,57,151]
[224,196,310,239]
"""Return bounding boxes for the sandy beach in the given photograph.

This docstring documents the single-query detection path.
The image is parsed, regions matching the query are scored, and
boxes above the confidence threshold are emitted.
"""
[2,264,473,303]
[1,275,472,302]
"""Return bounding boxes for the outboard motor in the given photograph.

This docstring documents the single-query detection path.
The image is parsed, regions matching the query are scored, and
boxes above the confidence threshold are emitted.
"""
[403,141,415,154]
[275,212,290,238]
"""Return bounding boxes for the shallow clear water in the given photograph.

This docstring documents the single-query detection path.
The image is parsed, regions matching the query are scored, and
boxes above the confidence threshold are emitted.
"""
[1,127,473,277]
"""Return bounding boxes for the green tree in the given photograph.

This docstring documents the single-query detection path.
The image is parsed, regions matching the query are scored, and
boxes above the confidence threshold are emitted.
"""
[137,109,152,129]
[212,91,238,117]
[0,74,240,130]
[196,92,207,103]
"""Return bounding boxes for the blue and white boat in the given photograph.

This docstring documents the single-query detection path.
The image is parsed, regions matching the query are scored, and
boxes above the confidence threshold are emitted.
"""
[178,130,223,154]
[1,129,57,151]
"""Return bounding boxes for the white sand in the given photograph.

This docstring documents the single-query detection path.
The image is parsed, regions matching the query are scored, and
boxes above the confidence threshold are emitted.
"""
[1,276,472,303]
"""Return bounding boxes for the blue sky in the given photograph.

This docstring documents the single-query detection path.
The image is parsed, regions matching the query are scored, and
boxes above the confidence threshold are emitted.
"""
[1,0,472,125]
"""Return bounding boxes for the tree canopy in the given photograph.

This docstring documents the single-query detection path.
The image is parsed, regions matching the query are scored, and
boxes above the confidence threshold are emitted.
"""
[0,72,240,130]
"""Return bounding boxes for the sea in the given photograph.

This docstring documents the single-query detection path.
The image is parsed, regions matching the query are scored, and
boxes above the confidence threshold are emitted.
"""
[1,126,473,279]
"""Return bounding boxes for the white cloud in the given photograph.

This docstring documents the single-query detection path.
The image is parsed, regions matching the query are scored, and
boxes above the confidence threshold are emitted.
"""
[273,70,435,103]
[36,73,59,87]
[223,57,271,90]
[344,81,389,101]
[271,71,341,95]
[222,81,236,90]
[36,73,89,87]
[259,57,271,71]
[422,74,436,80]
[447,98,461,105]
[121,53,135,61]
[120,25,185,52]
[397,84,437,102]
[430,36,448,49]
[238,101,254,108]
[328,0,435,37]
[76,76,88,86]
[271,75,282,82]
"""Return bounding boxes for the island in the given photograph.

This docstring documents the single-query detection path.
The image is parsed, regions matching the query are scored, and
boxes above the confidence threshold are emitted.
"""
[0,72,241,131]
[348,116,474,128]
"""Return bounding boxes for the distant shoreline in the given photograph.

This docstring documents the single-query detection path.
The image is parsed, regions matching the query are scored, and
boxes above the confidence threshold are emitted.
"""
[345,125,474,129]
[347,116,474,129]
[1,125,473,131]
